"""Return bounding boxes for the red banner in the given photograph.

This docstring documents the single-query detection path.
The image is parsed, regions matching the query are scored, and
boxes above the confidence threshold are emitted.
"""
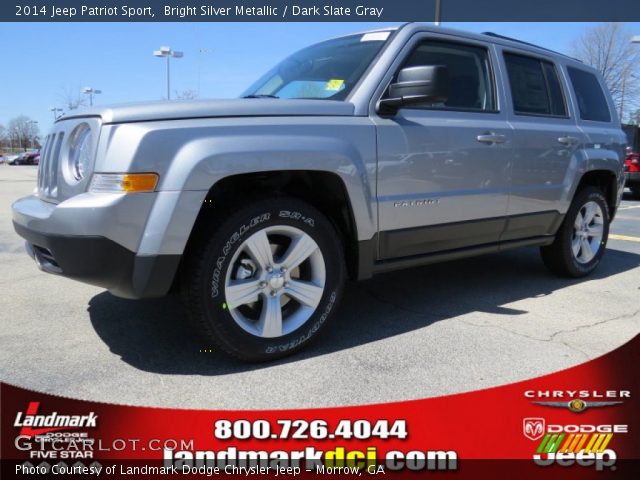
[2,335,638,479]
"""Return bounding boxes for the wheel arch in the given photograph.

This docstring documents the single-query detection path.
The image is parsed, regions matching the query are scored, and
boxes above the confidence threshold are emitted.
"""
[574,169,619,220]
[184,170,364,280]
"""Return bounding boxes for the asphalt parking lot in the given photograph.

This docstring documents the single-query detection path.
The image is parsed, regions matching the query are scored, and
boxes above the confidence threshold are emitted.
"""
[1,165,639,409]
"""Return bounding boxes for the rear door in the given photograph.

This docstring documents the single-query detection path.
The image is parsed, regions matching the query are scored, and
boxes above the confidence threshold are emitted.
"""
[498,48,584,241]
[373,34,513,259]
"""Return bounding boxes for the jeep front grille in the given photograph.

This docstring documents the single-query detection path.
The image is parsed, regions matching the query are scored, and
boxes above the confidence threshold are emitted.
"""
[37,131,64,200]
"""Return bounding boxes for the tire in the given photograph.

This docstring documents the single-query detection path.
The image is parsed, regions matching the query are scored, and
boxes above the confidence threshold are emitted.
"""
[181,196,345,361]
[540,186,609,277]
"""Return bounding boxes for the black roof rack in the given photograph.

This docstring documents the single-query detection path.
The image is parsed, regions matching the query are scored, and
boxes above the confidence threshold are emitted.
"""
[482,32,582,62]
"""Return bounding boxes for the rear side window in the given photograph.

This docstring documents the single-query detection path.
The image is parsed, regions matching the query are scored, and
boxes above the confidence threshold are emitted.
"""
[400,40,495,111]
[567,67,611,122]
[503,53,567,117]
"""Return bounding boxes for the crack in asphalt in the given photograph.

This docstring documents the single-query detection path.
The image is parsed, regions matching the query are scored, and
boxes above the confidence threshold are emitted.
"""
[357,283,640,361]
[547,308,640,341]
[455,319,593,360]
[459,308,640,360]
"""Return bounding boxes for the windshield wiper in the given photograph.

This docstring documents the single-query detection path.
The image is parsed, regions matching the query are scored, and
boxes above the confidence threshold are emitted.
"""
[242,94,279,99]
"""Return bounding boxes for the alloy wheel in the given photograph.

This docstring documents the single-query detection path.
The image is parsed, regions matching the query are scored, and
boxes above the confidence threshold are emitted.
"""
[224,225,326,338]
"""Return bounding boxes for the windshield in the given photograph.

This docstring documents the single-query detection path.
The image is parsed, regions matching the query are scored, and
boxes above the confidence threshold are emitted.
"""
[241,31,392,100]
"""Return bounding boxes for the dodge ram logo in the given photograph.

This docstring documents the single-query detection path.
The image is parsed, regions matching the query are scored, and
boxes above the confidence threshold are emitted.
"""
[523,418,545,441]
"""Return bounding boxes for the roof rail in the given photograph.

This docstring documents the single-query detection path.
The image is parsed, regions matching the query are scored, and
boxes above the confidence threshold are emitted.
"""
[482,32,583,62]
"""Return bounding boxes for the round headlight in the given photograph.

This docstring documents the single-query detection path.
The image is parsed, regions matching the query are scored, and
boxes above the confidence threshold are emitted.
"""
[67,123,93,181]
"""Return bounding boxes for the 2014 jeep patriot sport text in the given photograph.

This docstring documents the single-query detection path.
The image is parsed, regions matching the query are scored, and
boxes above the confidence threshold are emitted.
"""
[12,24,626,361]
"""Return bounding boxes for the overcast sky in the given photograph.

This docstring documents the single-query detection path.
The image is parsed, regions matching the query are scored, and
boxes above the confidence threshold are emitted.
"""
[2,22,640,136]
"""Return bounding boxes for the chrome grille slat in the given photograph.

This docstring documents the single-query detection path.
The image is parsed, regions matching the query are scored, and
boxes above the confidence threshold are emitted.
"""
[45,134,54,196]
[37,131,64,200]
[38,134,51,195]
[46,135,55,196]
[44,134,54,186]
[37,134,50,192]
[50,133,63,197]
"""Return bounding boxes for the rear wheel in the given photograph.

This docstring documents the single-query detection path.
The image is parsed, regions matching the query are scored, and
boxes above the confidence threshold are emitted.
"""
[181,196,345,361]
[540,187,609,277]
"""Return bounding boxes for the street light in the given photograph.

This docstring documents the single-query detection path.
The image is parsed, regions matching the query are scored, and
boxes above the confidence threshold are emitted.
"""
[153,46,184,100]
[50,107,63,120]
[621,36,640,122]
[434,0,442,25]
[82,87,101,107]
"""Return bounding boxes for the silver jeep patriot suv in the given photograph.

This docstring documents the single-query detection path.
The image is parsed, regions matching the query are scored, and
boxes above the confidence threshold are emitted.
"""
[12,24,626,361]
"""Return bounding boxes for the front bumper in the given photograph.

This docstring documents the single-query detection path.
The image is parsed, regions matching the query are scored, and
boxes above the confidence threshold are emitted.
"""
[14,223,180,298]
[12,193,181,299]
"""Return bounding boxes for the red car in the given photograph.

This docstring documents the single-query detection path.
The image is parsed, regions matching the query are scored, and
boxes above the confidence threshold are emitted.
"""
[625,148,640,199]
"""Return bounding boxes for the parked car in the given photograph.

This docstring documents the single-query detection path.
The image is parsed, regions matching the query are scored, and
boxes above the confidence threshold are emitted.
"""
[4,153,20,164]
[9,152,30,165]
[23,151,40,165]
[624,147,640,199]
[12,151,40,165]
[12,24,626,361]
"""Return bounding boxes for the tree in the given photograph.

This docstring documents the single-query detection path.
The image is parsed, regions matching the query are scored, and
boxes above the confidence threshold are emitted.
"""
[8,116,40,150]
[0,124,6,150]
[572,23,640,123]
[59,86,87,111]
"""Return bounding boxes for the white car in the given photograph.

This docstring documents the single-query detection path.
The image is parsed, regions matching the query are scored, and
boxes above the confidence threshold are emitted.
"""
[3,153,21,164]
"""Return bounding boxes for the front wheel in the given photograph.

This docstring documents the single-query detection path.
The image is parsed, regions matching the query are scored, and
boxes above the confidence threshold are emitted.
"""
[181,197,345,361]
[540,187,610,277]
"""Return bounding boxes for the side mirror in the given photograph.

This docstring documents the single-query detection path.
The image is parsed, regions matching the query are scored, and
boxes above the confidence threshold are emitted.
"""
[377,65,449,115]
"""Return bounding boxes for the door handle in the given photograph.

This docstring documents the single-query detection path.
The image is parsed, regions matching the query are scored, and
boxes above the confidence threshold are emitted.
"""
[558,136,579,145]
[476,133,506,144]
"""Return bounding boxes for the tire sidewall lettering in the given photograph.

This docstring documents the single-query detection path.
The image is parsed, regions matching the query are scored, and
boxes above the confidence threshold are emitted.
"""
[195,198,344,361]
[211,213,271,298]
[279,210,315,227]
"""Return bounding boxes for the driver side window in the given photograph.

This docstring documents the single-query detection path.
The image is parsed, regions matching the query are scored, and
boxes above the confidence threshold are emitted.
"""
[399,40,496,112]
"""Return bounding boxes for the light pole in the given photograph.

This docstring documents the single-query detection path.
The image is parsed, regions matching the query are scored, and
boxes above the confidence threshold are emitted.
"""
[26,120,38,150]
[82,87,101,107]
[434,0,442,25]
[50,107,63,120]
[153,46,184,100]
[621,36,640,122]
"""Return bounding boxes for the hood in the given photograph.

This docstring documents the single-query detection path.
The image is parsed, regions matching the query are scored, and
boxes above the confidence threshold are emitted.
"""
[57,98,356,124]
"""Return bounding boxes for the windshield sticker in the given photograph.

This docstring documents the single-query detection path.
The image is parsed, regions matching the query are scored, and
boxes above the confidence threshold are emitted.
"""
[360,31,391,42]
[325,79,345,91]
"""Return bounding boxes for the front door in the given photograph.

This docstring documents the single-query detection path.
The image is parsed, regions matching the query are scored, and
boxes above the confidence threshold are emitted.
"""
[374,37,513,259]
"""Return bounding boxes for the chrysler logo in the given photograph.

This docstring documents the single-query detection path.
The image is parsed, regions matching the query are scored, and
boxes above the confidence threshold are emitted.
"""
[532,400,623,413]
